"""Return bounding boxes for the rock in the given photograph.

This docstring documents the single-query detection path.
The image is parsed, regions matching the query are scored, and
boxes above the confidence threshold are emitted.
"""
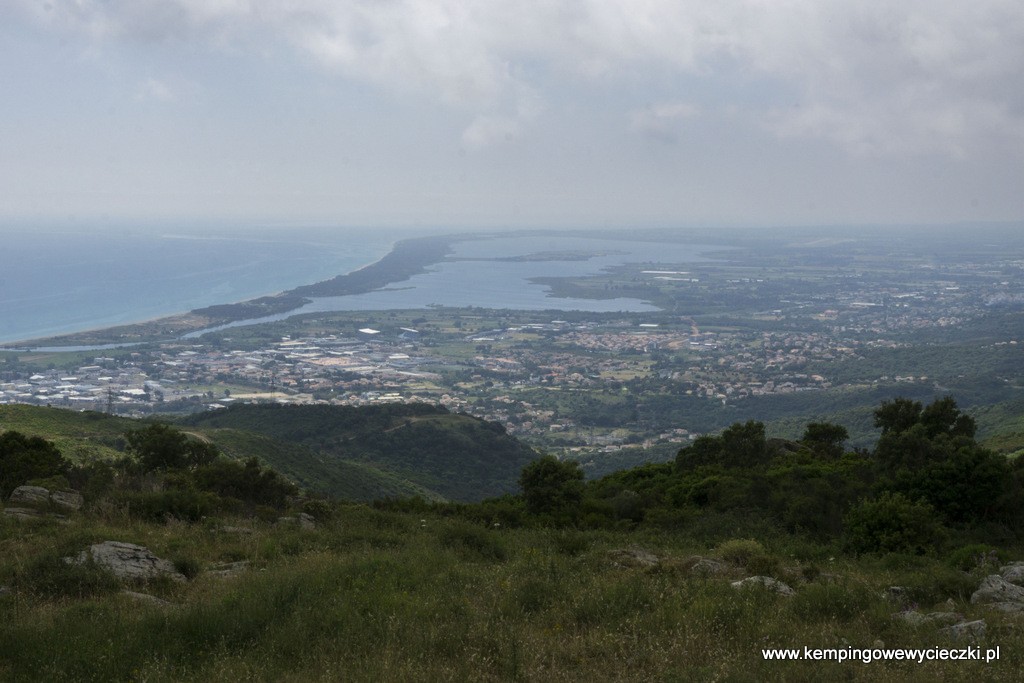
[1000,562,1024,586]
[8,486,50,506]
[730,576,795,596]
[685,556,730,577]
[220,525,255,535]
[0,585,10,596]
[121,590,175,607]
[48,490,84,512]
[4,507,45,521]
[68,541,186,583]
[8,485,83,512]
[943,619,986,641]
[607,547,660,568]
[882,586,912,606]
[277,513,316,530]
[971,575,1024,605]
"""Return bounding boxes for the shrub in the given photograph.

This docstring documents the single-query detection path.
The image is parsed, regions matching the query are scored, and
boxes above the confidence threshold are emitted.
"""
[946,544,1006,572]
[789,582,874,623]
[16,552,120,599]
[439,522,507,562]
[114,489,222,522]
[842,493,945,555]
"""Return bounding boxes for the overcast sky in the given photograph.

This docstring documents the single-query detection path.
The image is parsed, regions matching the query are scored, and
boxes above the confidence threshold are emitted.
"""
[2,1,1023,229]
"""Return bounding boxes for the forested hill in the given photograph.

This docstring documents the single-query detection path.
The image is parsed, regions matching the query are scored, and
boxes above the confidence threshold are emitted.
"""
[179,403,539,502]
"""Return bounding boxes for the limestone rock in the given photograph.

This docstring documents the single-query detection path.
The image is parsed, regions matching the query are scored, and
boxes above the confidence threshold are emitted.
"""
[8,486,49,506]
[1000,562,1024,586]
[48,490,84,512]
[69,541,186,583]
[277,513,316,530]
[685,556,730,577]
[607,547,660,569]
[8,485,83,512]
[4,507,44,521]
[882,586,911,606]
[943,619,986,641]
[730,576,795,596]
[971,575,1024,605]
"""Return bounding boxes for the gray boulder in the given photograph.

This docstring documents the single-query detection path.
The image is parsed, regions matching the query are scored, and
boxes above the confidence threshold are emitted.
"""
[943,619,986,641]
[1000,562,1024,586]
[971,575,1024,605]
[8,486,49,506]
[68,541,186,583]
[730,576,795,596]
[607,547,660,568]
[276,512,316,531]
[686,556,730,577]
[8,485,83,512]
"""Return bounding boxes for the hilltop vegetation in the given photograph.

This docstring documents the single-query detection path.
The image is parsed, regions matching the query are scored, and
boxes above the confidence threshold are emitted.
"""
[3,396,1024,680]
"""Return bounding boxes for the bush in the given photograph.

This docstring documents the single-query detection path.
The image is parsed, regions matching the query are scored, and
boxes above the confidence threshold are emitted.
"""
[946,544,1006,572]
[439,522,508,562]
[114,489,222,522]
[16,552,120,599]
[842,493,945,555]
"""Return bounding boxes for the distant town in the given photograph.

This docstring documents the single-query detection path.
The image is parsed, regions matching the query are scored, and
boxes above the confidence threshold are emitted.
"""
[4,228,1022,471]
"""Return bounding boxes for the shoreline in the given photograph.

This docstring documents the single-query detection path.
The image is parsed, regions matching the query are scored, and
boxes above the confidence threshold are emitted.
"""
[2,233,465,350]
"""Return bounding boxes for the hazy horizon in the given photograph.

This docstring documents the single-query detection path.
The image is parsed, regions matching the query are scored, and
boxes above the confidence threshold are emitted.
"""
[2,2,1022,229]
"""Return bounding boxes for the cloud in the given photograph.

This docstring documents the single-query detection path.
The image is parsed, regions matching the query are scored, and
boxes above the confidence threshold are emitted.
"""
[14,0,1024,158]
[136,78,176,102]
[630,102,701,142]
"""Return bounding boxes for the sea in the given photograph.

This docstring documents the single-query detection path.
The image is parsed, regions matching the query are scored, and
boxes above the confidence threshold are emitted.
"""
[0,226,720,346]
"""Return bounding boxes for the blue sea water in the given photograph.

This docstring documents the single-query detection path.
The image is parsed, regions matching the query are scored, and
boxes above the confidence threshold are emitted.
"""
[0,226,396,344]
[185,234,722,337]
[1,227,721,345]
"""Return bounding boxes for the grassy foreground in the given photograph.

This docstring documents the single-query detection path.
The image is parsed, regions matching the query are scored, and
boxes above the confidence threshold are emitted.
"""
[2,505,1022,682]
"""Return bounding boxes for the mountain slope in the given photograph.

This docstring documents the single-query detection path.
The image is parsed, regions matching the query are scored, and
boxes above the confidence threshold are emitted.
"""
[180,403,539,501]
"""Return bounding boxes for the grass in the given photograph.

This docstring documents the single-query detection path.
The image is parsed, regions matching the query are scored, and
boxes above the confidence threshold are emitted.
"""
[2,506,1024,681]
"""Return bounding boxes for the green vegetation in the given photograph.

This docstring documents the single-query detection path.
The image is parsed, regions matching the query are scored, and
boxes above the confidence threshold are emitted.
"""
[3,394,1024,679]
[180,403,539,501]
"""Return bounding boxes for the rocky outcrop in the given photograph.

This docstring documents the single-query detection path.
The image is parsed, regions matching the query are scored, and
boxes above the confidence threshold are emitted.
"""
[971,575,1024,605]
[3,507,68,523]
[684,556,730,577]
[730,576,795,596]
[121,590,175,607]
[1000,562,1024,586]
[67,541,186,583]
[607,547,660,569]
[276,512,316,531]
[943,619,987,641]
[8,485,83,512]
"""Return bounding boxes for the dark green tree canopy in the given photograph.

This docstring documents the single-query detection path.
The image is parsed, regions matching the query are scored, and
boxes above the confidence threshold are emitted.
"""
[0,430,68,498]
[126,423,219,472]
[519,455,584,517]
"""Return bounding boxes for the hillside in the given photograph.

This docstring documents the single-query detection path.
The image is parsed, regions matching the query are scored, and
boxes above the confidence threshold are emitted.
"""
[179,403,540,502]
[4,395,1024,679]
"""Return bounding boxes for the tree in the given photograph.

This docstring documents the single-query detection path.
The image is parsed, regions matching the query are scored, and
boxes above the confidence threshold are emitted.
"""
[874,398,922,436]
[0,431,67,498]
[126,424,219,472]
[801,422,849,459]
[519,455,584,517]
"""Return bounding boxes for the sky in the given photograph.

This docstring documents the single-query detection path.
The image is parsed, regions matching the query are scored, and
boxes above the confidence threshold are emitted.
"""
[2,0,1023,229]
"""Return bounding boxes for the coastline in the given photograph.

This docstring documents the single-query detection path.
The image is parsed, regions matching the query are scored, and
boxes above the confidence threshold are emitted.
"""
[3,233,464,350]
